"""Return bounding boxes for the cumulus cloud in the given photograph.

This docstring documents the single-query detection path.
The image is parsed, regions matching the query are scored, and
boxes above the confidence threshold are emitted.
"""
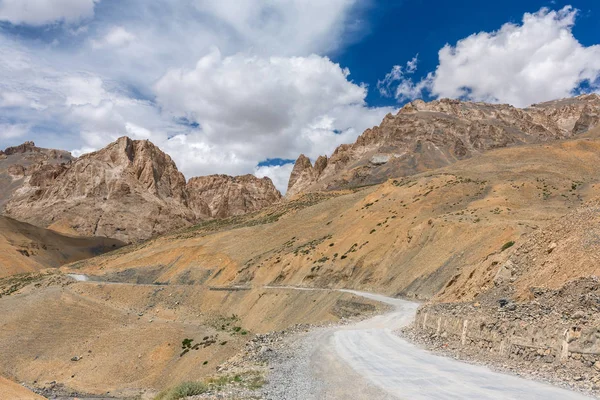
[0,0,99,26]
[383,6,600,107]
[0,0,393,192]
[153,49,393,185]
[91,26,136,49]
[155,49,366,143]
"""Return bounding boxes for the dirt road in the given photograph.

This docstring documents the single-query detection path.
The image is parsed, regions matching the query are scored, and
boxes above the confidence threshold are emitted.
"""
[306,290,594,400]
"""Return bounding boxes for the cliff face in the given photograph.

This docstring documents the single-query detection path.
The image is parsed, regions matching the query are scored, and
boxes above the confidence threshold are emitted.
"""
[0,141,74,209]
[187,174,282,219]
[4,137,193,242]
[286,94,600,197]
[1,137,281,242]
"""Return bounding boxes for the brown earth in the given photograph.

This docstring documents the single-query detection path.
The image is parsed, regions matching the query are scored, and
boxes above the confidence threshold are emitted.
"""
[0,216,123,278]
[0,377,45,400]
[0,273,381,398]
[287,94,600,197]
[64,128,600,303]
[436,198,600,304]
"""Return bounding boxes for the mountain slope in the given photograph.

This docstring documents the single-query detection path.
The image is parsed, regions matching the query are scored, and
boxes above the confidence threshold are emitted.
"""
[64,129,600,301]
[287,94,600,197]
[0,216,123,278]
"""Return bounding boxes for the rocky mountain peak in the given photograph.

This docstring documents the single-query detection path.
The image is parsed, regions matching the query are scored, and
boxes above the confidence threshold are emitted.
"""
[287,154,313,194]
[1,137,282,242]
[1,141,37,156]
[187,174,281,219]
[287,94,600,196]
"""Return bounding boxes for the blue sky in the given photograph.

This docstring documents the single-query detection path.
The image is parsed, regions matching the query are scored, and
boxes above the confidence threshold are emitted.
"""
[0,0,599,192]
[337,0,599,107]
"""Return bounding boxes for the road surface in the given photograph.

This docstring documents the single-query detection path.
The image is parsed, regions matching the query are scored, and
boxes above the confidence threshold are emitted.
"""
[316,289,594,400]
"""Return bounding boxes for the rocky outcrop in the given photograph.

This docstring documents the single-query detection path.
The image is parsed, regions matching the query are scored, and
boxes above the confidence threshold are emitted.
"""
[187,174,281,219]
[287,94,600,196]
[0,141,74,209]
[1,138,282,242]
[4,137,193,242]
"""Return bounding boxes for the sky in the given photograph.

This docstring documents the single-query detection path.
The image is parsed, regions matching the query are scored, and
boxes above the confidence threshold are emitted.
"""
[0,0,599,193]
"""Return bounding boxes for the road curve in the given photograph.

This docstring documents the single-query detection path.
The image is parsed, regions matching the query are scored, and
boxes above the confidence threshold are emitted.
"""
[327,289,594,400]
[63,277,594,399]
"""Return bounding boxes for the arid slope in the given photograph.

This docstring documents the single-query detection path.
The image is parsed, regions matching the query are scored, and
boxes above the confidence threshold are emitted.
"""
[0,275,381,397]
[65,130,600,301]
[0,216,123,278]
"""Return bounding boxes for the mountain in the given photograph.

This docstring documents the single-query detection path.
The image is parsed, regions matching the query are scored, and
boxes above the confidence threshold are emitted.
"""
[0,216,123,278]
[187,174,282,219]
[1,137,281,242]
[64,127,600,300]
[0,141,74,209]
[287,94,600,197]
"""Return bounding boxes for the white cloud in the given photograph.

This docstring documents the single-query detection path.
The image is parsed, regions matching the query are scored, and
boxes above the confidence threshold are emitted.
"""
[0,123,29,140]
[154,49,394,179]
[0,0,99,26]
[91,26,135,49]
[255,163,295,193]
[0,0,392,191]
[384,6,600,107]
[377,55,419,98]
[194,0,363,56]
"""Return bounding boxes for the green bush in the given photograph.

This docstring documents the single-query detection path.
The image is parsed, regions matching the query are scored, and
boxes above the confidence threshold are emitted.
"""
[155,382,207,400]
[501,241,515,252]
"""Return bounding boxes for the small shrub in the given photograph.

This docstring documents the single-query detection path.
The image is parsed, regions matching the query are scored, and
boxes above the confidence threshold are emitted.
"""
[154,381,207,400]
[501,241,515,252]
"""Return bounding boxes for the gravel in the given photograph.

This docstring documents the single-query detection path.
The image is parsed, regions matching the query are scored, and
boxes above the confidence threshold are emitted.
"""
[260,327,330,400]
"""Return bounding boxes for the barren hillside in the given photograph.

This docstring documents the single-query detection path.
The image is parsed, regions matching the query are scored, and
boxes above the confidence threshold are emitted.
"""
[0,216,123,278]
[0,274,381,398]
[64,129,600,301]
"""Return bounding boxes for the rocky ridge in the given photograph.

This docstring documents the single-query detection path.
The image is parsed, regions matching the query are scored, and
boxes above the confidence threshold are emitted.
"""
[287,94,600,197]
[1,137,281,242]
[188,175,282,220]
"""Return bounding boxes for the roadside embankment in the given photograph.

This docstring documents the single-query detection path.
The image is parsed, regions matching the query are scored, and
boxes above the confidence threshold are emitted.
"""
[404,277,600,397]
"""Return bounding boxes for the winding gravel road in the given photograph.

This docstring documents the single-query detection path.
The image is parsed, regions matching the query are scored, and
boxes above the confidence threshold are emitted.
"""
[65,276,593,399]
[305,289,594,400]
